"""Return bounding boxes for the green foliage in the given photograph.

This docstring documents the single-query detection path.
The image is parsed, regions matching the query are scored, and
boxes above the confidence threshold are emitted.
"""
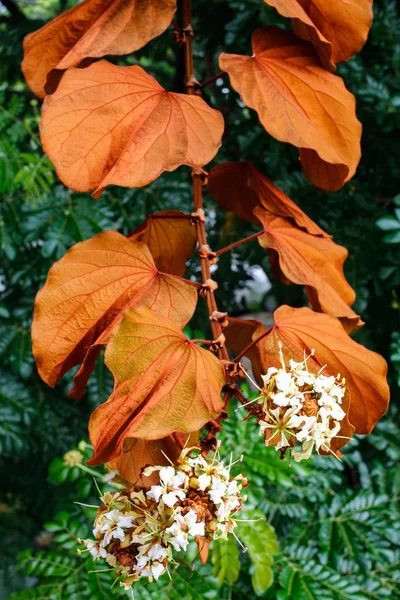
[212,535,241,586]
[236,510,279,595]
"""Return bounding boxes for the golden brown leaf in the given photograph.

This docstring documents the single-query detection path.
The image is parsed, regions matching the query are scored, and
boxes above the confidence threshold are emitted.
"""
[22,0,176,98]
[129,211,196,276]
[208,162,361,331]
[109,432,199,486]
[40,61,224,197]
[88,308,225,465]
[226,307,390,435]
[32,230,197,390]
[219,27,362,191]
[207,161,328,235]
[264,0,373,69]
[255,211,362,332]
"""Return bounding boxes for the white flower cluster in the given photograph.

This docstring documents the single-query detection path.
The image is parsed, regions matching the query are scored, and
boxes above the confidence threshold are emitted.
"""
[256,346,347,461]
[80,448,247,589]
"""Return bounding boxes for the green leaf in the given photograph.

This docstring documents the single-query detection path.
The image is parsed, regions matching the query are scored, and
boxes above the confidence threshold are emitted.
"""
[376,216,400,231]
[236,509,279,595]
[212,536,240,586]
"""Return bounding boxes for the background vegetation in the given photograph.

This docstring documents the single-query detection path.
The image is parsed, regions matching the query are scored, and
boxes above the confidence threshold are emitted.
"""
[0,0,399,598]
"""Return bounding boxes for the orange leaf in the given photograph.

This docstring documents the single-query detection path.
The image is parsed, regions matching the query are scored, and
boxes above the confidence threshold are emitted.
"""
[224,317,267,385]
[129,211,196,276]
[22,0,176,98]
[109,431,199,486]
[208,162,361,331]
[32,230,197,390]
[219,27,362,191]
[208,161,328,236]
[226,307,390,435]
[255,212,362,332]
[40,61,224,197]
[264,1,373,69]
[88,308,225,465]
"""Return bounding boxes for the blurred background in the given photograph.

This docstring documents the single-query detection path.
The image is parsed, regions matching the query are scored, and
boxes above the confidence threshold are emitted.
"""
[0,0,399,598]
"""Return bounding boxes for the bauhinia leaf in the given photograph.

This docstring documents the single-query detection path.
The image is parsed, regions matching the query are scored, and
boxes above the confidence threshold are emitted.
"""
[208,162,361,332]
[109,431,199,485]
[88,308,225,465]
[255,211,362,332]
[32,230,197,390]
[129,211,196,276]
[40,61,224,197]
[208,161,328,234]
[264,0,373,69]
[22,0,176,98]
[219,27,362,191]
[225,306,390,435]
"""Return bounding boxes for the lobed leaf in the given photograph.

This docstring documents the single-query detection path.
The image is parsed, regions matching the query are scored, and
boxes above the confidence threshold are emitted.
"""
[220,27,362,191]
[40,61,224,196]
[32,230,197,393]
[22,0,177,98]
[88,308,225,465]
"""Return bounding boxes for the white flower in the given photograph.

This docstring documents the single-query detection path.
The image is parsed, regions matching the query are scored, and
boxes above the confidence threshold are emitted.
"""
[259,349,347,461]
[147,544,168,562]
[98,509,135,545]
[198,473,211,490]
[146,467,187,507]
[275,370,297,394]
[209,477,228,505]
[84,539,107,559]
[166,510,205,551]
[150,562,165,580]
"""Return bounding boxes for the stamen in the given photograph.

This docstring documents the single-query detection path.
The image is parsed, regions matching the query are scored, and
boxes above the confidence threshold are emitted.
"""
[74,502,100,508]
[232,529,247,552]
[239,364,262,391]
[160,450,174,466]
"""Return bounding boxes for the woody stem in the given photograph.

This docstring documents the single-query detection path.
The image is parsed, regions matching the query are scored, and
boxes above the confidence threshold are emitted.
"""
[181,0,230,367]
[216,230,264,256]
[200,71,227,88]
[233,329,271,363]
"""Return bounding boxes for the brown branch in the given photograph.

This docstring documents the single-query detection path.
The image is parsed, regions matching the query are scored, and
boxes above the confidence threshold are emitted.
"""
[181,0,234,435]
[216,230,264,257]
[233,329,272,363]
[200,71,227,89]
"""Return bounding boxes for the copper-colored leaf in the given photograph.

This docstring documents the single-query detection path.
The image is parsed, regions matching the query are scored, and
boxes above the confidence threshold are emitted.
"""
[208,161,328,236]
[88,308,225,465]
[109,432,198,486]
[224,317,267,385]
[40,61,224,197]
[255,211,362,332]
[22,0,176,98]
[219,27,362,191]
[32,230,197,389]
[129,211,196,276]
[208,162,361,331]
[227,307,390,435]
[264,1,373,69]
